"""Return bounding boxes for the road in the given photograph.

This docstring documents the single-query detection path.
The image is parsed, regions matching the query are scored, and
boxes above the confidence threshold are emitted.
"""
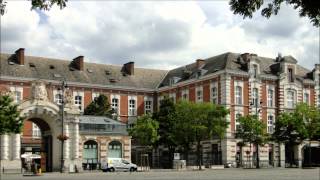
[3,168,320,180]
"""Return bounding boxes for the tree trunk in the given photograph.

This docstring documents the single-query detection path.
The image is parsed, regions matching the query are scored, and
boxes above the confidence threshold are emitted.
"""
[197,140,202,170]
[256,143,260,168]
[183,146,189,165]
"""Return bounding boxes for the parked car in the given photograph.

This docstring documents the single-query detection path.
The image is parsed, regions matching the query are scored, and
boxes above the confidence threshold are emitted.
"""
[101,158,137,172]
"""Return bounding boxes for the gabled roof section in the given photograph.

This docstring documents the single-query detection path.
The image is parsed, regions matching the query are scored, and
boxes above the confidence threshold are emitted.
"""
[0,53,168,90]
[159,52,314,88]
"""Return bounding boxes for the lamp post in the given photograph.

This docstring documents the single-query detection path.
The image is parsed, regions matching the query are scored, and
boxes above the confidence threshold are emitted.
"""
[59,80,67,173]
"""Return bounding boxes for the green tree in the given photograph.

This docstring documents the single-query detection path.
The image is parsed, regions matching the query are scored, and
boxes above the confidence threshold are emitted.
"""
[83,94,114,118]
[236,115,267,168]
[153,96,177,165]
[0,94,24,176]
[128,114,159,147]
[229,0,320,27]
[31,0,68,11]
[273,103,320,167]
[172,101,229,170]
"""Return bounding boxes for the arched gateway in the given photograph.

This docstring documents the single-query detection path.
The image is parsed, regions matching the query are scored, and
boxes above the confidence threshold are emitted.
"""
[1,81,82,172]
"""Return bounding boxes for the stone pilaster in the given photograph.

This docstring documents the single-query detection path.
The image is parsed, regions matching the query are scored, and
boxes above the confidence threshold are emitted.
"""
[64,123,70,160]
[1,134,9,160]
[11,134,21,160]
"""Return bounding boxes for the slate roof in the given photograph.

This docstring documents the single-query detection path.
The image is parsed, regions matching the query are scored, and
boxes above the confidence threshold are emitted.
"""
[0,53,168,90]
[79,115,125,125]
[159,52,313,87]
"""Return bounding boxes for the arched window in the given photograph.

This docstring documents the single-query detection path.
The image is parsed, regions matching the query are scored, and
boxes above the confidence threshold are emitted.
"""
[83,140,98,170]
[108,141,122,158]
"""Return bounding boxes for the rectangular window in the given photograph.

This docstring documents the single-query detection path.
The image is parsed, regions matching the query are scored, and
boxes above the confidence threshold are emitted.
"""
[129,99,136,116]
[253,64,258,78]
[304,92,309,105]
[74,95,82,111]
[235,113,241,132]
[211,87,218,104]
[111,98,119,114]
[181,89,189,100]
[145,100,152,114]
[267,89,273,107]
[252,88,259,107]
[10,86,23,103]
[196,87,203,102]
[288,68,294,82]
[318,94,320,108]
[235,86,242,105]
[55,93,63,105]
[92,92,100,101]
[267,115,274,134]
[32,123,41,138]
[287,90,295,108]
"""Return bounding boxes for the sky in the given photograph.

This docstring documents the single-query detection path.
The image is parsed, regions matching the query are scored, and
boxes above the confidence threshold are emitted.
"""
[1,1,319,70]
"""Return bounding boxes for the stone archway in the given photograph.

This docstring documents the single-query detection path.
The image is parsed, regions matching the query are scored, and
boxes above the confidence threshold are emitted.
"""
[18,98,82,172]
[21,117,53,172]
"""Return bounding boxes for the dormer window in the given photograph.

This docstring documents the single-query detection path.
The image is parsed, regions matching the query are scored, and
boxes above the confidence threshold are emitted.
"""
[288,68,294,82]
[169,77,181,85]
[253,64,258,78]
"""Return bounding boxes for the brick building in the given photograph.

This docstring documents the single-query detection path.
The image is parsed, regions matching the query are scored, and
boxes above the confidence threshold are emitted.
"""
[0,48,319,171]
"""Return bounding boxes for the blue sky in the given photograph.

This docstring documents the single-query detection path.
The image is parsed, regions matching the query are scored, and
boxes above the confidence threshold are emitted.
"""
[1,1,319,70]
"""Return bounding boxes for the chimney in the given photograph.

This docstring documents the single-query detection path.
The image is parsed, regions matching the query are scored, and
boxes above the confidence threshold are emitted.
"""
[123,62,134,75]
[196,59,205,69]
[72,56,84,71]
[15,48,25,65]
[241,53,250,63]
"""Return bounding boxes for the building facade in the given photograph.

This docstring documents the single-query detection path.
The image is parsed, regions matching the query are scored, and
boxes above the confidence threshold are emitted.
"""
[0,48,319,171]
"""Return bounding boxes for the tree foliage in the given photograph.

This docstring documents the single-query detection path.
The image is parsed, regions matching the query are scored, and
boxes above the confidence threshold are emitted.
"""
[128,114,159,147]
[31,0,68,11]
[171,101,229,169]
[229,0,320,27]
[83,95,114,118]
[273,103,320,167]
[0,95,24,134]
[153,96,177,149]
[236,115,267,146]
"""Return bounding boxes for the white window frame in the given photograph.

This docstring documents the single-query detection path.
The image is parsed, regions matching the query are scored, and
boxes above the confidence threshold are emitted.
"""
[32,123,41,138]
[169,93,176,103]
[10,86,23,104]
[53,89,63,105]
[196,86,203,103]
[303,90,310,105]
[267,87,274,107]
[267,115,274,134]
[235,112,242,132]
[73,91,84,112]
[92,92,100,101]
[128,95,137,116]
[210,82,218,104]
[252,88,259,107]
[235,86,242,105]
[181,88,189,101]
[144,96,153,114]
[111,94,120,115]
[286,90,295,108]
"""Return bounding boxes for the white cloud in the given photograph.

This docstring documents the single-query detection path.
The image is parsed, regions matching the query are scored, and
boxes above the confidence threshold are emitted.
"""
[1,1,319,70]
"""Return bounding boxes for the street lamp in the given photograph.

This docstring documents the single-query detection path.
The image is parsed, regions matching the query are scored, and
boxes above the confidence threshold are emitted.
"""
[250,99,263,169]
[58,80,68,173]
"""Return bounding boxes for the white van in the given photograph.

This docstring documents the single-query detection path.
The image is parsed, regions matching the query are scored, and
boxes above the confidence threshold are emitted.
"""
[101,158,137,172]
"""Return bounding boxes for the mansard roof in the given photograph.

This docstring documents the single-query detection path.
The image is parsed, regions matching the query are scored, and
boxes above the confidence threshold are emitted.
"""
[0,53,168,90]
[159,52,313,87]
